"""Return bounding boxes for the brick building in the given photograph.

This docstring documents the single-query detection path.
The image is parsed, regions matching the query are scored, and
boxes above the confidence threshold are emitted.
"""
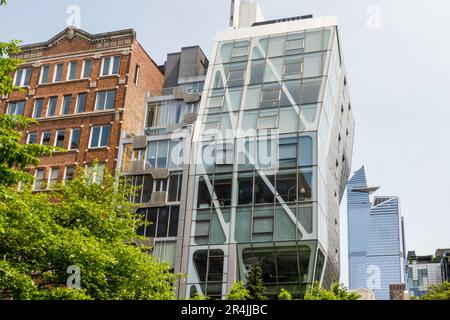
[0,26,163,188]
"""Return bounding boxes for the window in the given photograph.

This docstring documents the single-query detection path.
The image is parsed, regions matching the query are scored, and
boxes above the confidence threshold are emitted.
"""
[279,138,297,167]
[54,130,65,148]
[134,64,140,85]
[75,93,87,113]
[7,101,25,116]
[69,128,81,150]
[89,125,111,148]
[284,59,303,75]
[14,67,32,87]
[64,166,75,182]
[41,131,51,146]
[258,115,278,129]
[48,168,59,186]
[39,65,50,84]
[168,172,182,202]
[261,87,281,103]
[253,217,274,234]
[228,66,246,83]
[81,60,92,79]
[232,45,249,58]
[238,172,253,205]
[214,174,232,206]
[85,164,105,184]
[34,168,45,191]
[53,63,63,82]
[95,90,116,110]
[67,61,77,80]
[61,95,72,115]
[47,96,57,116]
[33,98,44,118]
[27,132,37,144]
[254,175,275,204]
[249,60,265,85]
[207,95,224,113]
[101,56,121,76]
[286,38,305,51]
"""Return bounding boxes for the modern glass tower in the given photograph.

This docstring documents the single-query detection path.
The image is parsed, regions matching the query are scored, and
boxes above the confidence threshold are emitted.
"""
[179,11,355,298]
[347,167,406,300]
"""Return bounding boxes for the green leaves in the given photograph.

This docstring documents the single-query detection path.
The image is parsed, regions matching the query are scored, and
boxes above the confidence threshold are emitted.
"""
[304,282,360,300]
[421,282,450,300]
[0,40,23,96]
[226,281,249,300]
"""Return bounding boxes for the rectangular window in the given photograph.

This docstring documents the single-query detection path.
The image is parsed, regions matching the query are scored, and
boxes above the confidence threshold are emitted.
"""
[48,168,59,186]
[82,60,92,79]
[284,60,303,75]
[101,56,121,76]
[33,98,44,118]
[134,64,140,85]
[232,45,249,58]
[34,168,45,191]
[75,93,87,113]
[53,63,63,82]
[27,132,37,144]
[253,217,274,234]
[258,115,278,129]
[89,125,111,148]
[7,101,25,116]
[39,65,50,84]
[14,67,32,87]
[228,68,246,82]
[54,130,65,148]
[208,95,224,110]
[67,61,77,80]
[286,38,305,51]
[41,131,51,146]
[61,95,72,115]
[95,90,116,110]
[47,96,57,116]
[261,87,281,102]
[64,166,75,182]
[85,164,105,185]
[69,128,81,150]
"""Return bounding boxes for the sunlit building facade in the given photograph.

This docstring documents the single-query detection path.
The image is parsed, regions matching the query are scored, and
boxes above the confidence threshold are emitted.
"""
[179,15,355,299]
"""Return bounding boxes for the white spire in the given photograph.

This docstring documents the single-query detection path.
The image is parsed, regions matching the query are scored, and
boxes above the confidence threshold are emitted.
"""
[229,0,264,29]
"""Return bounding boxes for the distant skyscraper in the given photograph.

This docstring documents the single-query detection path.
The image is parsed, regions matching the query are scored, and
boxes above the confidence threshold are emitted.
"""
[347,167,406,300]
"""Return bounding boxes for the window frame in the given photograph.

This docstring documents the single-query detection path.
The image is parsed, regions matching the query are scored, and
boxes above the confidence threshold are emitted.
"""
[48,167,59,187]
[41,131,52,146]
[88,125,111,149]
[64,166,76,183]
[69,128,81,151]
[81,59,92,79]
[53,63,64,82]
[100,56,121,77]
[61,95,72,115]
[95,89,116,111]
[13,67,32,87]
[39,65,50,84]
[47,96,58,117]
[27,132,37,145]
[257,115,279,130]
[32,98,44,118]
[7,101,25,116]
[66,61,78,81]
[75,92,87,113]
[260,87,282,103]
[34,168,45,191]
[285,38,305,51]
[54,129,65,148]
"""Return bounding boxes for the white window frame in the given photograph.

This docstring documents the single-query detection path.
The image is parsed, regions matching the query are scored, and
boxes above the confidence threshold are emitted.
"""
[41,131,52,146]
[64,166,76,183]
[34,168,45,191]
[85,163,105,184]
[7,101,25,116]
[95,90,116,111]
[69,128,81,151]
[13,67,31,87]
[257,115,279,130]
[100,56,121,76]
[66,61,78,81]
[60,95,72,115]
[283,60,304,75]
[33,98,44,118]
[260,88,282,103]
[48,167,59,188]
[227,68,246,82]
[75,92,87,114]
[39,65,50,84]
[47,96,58,117]
[53,63,64,82]
[54,129,65,148]
[285,38,305,51]
[27,132,37,144]
[231,45,250,58]
[81,60,92,79]
[88,125,111,149]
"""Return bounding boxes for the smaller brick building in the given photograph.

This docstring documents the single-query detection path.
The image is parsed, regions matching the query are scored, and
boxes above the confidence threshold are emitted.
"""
[0,26,163,188]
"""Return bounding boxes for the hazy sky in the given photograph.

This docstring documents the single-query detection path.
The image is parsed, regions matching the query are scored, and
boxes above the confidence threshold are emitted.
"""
[1,0,449,285]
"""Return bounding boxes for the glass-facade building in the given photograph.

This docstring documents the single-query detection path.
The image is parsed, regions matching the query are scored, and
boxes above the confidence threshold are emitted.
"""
[347,167,406,300]
[179,16,355,299]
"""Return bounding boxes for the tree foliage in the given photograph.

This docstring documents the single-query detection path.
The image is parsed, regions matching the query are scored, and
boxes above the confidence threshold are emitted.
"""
[245,264,267,300]
[226,281,249,300]
[421,282,450,300]
[304,282,360,300]
[278,288,292,300]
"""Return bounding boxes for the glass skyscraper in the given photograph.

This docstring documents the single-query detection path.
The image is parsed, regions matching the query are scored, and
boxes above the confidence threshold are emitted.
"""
[347,166,406,300]
[179,12,355,299]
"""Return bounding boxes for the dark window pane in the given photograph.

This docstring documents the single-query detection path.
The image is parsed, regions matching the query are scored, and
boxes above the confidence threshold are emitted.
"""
[168,207,179,237]
[254,175,274,204]
[298,170,313,201]
[276,172,297,202]
[214,174,232,207]
[76,93,87,113]
[168,173,180,202]
[157,208,169,237]
[70,128,81,150]
[197,176,212,208]
[100,125,111,147]
[238,173,253,205]
[145,208,157,238]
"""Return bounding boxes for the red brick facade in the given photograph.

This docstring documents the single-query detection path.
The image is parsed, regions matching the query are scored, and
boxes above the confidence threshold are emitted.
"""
[0,27,163,185]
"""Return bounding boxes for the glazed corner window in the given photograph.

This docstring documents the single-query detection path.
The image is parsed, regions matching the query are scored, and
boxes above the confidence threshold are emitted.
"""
[53,63,64,82]
[258,115,278,130]
[47,96,58,116]
[95,90,116,110]
[61,95,72,115]
[39,65,50,84]
[67,61,78,80]
[41,131,51,146]
[64,166,75,182]
[33,98,44,118]
[48,167,59,186]
[69,128,81,150]
[85,164,105,185]
[27,132,37,144]
[101,56,121,76]
[134,64,140,85]
[14,67,32,87]
[82,60,92,79]
[76,93,87,113]
[54,130,65,148]
[34,168,45,191]
[7,101,25,116]
[89,125,111,148]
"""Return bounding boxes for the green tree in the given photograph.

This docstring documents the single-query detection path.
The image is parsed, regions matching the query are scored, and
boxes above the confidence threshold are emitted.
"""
[226,281,249,300]
[245,264,267,300]
[0,171,179,300]
[278,288,292,300]
[304,282,360,300]
[421,282,450,300]
[191,292,209,300]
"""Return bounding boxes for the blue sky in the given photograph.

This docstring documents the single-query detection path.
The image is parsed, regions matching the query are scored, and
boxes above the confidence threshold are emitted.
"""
[2,0,450,284]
